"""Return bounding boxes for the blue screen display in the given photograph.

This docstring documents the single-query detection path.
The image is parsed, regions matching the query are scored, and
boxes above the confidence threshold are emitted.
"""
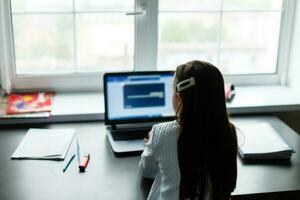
[123,83,165,109]
[106,73,175,121]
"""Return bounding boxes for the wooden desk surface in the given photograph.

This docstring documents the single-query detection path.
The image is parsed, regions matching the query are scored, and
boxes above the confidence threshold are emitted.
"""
[0,115,299,200]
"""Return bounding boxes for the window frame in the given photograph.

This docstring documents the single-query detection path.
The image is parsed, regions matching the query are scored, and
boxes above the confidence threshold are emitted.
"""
[0,0,296,92]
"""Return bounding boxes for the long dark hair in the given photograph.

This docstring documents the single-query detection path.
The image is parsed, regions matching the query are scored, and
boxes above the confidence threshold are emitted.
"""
[176,60,237,200]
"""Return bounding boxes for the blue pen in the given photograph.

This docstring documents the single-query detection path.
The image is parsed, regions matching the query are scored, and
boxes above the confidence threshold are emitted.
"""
[76,140,81,163]
[63,154,75,173]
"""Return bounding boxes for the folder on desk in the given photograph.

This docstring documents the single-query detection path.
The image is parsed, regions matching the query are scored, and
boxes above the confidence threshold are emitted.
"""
[11,128,75,160]
[237,122,295,160]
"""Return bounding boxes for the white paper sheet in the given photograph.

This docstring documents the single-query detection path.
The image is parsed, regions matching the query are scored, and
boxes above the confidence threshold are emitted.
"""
[11,128,75,160]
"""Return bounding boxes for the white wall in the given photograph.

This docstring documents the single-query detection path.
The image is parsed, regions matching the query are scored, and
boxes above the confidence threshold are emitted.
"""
[287,1,300,92]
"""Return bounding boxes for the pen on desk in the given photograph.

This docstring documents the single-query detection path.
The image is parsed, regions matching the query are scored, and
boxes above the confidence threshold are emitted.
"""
[63,154,75,173]
[76,140,81,163]
[79,153,90,173]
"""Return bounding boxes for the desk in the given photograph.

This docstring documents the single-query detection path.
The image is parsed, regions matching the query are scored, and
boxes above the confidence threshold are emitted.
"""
[0,115,299,200]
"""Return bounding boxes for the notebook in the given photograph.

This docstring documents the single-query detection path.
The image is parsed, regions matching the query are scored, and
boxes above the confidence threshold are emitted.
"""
[104,71,175,154]
[237,122,295,160]
[11,128,75,160]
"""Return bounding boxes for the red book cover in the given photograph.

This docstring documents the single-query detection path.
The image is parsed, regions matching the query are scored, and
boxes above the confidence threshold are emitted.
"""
[6,92,53,114]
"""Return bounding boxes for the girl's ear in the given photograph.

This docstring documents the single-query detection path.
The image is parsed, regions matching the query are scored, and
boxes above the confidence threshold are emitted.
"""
[177,93,182,104]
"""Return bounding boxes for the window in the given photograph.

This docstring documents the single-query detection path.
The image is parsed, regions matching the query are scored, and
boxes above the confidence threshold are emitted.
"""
[158,0,284,75]
[0,0,296,91]
[11,0,135,74]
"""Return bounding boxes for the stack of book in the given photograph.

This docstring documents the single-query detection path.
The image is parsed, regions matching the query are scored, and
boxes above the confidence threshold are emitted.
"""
[237,122,295,160]
[0,92,53,118]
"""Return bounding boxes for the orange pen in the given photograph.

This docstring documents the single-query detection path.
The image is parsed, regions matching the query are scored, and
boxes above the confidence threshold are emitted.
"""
[79,153,90,172]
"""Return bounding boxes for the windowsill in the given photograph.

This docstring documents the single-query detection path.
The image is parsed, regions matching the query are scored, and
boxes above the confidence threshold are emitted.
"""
[226,85,300,113]
[1,85,300,125]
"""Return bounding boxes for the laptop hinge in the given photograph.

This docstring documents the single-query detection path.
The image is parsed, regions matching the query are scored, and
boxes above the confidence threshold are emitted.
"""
[109,122,156,131]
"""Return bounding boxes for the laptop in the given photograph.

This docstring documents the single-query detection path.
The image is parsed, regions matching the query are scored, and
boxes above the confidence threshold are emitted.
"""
[104,71,175,155]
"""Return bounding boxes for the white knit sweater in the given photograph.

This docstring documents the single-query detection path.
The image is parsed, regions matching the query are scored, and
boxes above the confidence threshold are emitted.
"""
[139,121,212,200]
[139,120,180,200]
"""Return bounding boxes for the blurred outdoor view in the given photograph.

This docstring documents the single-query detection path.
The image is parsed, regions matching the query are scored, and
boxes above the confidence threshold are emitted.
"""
[158,0,283,74]
[11,0,283,75]
[11,0,135,74]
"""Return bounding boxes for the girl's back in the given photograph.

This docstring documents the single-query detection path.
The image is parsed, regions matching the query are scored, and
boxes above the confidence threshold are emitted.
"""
[139,60,237,200]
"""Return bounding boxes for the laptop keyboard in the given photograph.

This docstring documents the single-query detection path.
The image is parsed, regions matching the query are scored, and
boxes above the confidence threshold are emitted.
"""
[109,127,151,141]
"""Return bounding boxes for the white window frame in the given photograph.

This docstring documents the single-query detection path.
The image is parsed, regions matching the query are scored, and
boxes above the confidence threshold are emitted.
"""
[0,0,296,92]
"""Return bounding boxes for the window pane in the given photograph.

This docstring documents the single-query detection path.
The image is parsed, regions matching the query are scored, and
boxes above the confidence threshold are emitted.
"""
[75,0,134,11]
[11,0,72,12]
[77,14,134,71]
[160,0,220,11]
[220,13,281,74]
[223,0,283,10]
[12,15,74,74]
[158,14,219,70]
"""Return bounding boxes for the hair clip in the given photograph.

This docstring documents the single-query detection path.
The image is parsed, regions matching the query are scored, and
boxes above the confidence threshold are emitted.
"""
[176,77,196,92]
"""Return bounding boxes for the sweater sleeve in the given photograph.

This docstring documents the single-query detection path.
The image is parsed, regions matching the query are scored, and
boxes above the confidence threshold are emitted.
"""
[138,126,159,179]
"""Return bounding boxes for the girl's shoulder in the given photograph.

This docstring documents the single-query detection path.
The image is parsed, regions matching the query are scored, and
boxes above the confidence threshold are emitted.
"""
[152,120,179,137]
[148,121,179,150]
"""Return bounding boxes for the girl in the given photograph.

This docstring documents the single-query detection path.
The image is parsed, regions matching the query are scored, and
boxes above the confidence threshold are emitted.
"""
[139,60,237,200]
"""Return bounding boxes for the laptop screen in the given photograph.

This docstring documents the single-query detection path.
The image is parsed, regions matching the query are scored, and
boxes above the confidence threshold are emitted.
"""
[104,71,175,125]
